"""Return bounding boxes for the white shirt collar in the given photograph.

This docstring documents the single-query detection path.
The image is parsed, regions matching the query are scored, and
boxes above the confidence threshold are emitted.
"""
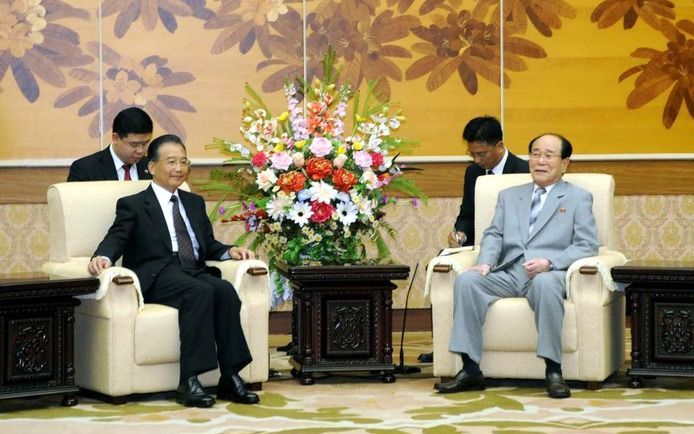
[151,181,179,205]
[488,148,509,175]
[533,182,557,195]
[109,145,137,180]
[109,144,126,169]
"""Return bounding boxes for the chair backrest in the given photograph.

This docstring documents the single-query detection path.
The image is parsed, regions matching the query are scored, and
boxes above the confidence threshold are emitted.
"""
[474,173,615,249]
[47,181,190,262]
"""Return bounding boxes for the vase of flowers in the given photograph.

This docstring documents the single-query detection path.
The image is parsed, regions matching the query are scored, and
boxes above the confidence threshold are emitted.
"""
[201,49,424,307]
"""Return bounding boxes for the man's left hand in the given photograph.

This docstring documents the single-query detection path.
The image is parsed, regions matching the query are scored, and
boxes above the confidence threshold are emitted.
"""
[229,246,255,260]
[522,258,551,279]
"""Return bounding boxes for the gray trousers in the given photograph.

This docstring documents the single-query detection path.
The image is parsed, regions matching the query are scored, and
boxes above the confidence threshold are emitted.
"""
[449,260,567,365]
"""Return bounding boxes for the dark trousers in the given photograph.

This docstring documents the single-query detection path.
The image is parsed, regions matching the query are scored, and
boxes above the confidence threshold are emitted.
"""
[144,260,253,380]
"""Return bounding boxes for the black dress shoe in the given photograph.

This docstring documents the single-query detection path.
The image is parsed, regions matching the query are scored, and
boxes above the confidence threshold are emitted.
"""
[434,369,485,393]
[217,374,260,404]
[417,351,433,363]
[276,341,294,352]
[176,376,215,408]
[545,372,571,399]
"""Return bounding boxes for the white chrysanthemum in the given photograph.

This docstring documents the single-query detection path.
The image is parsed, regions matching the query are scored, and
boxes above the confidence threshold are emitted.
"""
[357,198,375,217]
[336,201,358,226]
[308,180,337,204]
[266,192,292,221]
[256,168,277,191]
[289,202,313,227]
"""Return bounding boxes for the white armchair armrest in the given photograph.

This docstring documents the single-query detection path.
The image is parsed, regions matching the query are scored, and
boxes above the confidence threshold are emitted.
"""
[43,259,144,311]
[566,247,628,303]
[207,259,270,309]
[424,247,478,298]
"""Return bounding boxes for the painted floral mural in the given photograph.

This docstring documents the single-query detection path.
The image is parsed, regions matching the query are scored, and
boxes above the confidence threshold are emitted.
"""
[0,0,91,102]
[0,0,691,157]
[592,0,693,128]
[54,42,196,139]
[101,0,213,38]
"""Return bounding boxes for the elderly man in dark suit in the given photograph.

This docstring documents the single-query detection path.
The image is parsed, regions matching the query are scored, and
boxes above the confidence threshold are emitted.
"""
[88,134,259,408]
[435,133,599,399]
[68,107,153,181]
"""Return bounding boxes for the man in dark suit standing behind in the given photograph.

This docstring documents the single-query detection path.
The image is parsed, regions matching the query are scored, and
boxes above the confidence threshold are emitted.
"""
[449,116,530,248]
[87,134,260,408]
[68,107,153,181]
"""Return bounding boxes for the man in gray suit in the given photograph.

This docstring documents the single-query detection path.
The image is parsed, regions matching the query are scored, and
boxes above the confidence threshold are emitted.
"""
[435,133,598,399]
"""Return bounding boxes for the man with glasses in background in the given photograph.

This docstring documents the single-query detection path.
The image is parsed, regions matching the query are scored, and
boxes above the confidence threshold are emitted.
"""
[68,107,153,181]
[448,116,529,248]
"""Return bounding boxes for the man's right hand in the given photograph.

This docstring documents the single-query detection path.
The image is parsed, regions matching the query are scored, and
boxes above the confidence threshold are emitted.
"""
[88,256,112,276]
[447,231,467,248]
[467,264,491,276]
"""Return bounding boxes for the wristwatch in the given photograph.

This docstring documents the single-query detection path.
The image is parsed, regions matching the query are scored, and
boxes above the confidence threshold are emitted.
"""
[548,262,555,271]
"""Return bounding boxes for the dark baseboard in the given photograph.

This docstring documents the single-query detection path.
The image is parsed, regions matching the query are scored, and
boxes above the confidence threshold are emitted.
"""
[269,308,433,335]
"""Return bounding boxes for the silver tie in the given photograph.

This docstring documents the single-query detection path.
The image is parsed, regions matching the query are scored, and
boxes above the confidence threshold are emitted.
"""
[528,187,546,234]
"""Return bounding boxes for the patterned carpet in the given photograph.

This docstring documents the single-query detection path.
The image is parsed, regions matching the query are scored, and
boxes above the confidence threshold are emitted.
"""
[2,333,694,434]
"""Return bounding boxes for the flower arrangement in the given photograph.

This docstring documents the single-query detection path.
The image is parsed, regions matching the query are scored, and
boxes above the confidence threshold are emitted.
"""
[202,50,424,305]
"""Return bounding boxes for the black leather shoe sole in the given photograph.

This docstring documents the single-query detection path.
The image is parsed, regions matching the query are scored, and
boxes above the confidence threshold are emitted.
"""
[434,371,485,393]
[217,389,260,404]
[176,394,215,408]
[417,352,433,363]
[276,341,294,352]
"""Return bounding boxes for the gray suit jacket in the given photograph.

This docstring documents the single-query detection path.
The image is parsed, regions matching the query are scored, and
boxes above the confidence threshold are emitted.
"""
[477,180,599,272]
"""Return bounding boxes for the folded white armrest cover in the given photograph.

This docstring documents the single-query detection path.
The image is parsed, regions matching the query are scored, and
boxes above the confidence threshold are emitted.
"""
[424,246,477,298]
[42,260,144,311]
[208,259,270,308]
[565,247,628,298]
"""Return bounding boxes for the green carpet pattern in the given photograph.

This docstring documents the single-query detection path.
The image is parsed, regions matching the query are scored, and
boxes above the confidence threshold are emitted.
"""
[2,333,694,434]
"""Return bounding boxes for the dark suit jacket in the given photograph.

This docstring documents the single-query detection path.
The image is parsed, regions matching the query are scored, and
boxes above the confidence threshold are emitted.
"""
[454,151,529,246]
[67,147,152,182]
[93,186,229,292]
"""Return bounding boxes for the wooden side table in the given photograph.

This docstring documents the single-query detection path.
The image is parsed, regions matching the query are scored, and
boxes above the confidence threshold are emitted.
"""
[0,273,98,406]
[278,263,410,385]
[611,261,694,388]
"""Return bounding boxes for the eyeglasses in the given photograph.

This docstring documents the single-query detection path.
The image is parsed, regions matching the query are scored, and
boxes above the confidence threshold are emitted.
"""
[124,141,149,150]
[466,141,500,160]
[529,152,562,161]
[467,150,489,159]
[160,158,191,168]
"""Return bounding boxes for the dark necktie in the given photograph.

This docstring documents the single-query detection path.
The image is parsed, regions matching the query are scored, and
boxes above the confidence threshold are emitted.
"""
[486,169,493,175]
[170,195,196,267]
[528,187,546,233]
[123,164,132,181]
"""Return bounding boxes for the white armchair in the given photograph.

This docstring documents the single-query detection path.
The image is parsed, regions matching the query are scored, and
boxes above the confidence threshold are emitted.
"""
[426,173,626,387]
[42,181,270,403]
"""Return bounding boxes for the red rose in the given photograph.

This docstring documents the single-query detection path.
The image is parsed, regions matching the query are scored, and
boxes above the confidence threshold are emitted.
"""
[251,152,268,168]
[309,201,334,224]
[277,171,307,193]
[371,152,384,167]
[332,168,358,192]
[305,157,333,181]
